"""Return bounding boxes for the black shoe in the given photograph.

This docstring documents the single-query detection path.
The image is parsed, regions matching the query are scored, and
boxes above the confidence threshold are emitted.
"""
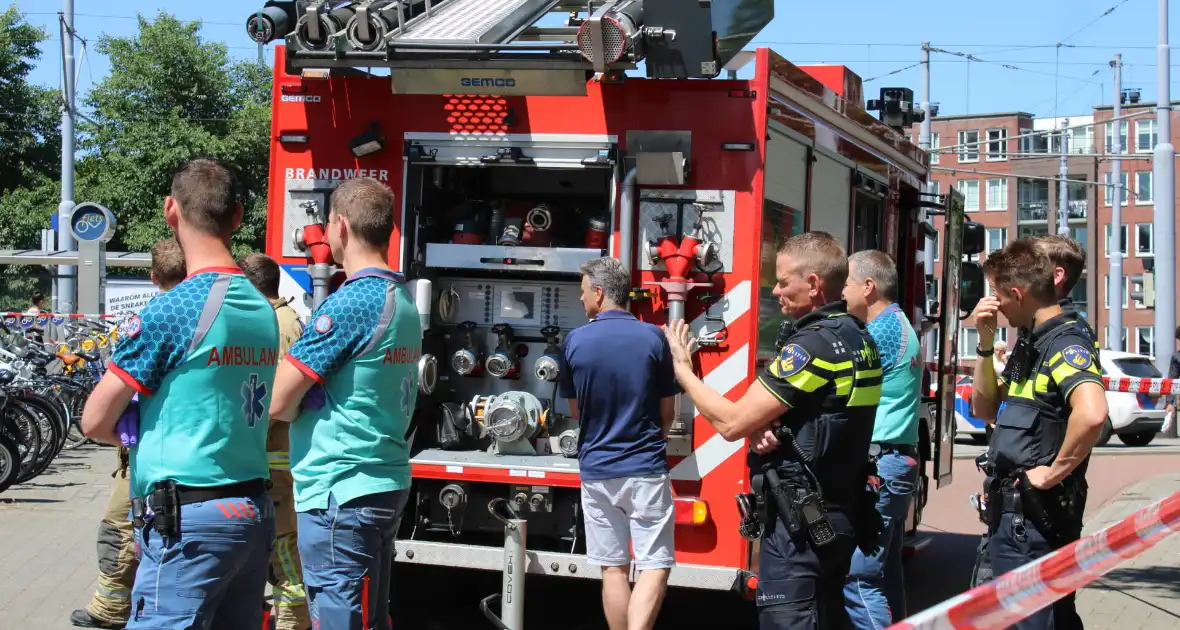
[69,609,126,629]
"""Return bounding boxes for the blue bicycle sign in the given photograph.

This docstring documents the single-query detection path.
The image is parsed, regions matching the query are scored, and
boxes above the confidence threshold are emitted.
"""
[69,203,116,243]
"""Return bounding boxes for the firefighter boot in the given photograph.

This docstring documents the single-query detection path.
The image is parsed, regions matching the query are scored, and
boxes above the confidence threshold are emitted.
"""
[268,467,310,630]
[76,453,138,628]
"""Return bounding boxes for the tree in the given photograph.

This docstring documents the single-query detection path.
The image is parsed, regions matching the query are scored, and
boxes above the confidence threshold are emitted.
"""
[0,7,63,310]
[0,11,273,310]
[78,12,272,257]
[0,6,61,195]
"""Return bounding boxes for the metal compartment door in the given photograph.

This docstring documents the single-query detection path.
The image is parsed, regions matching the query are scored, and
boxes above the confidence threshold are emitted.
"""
[933,188,965,488]
[404,132,616,169]
[764,129,809,211]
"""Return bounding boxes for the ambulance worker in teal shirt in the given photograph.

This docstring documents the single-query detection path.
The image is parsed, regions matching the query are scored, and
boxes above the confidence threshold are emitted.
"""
[81,158,278,630]
[270,177,422,630]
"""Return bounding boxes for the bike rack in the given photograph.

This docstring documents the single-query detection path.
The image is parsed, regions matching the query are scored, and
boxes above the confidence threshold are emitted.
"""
[480,498,527,630]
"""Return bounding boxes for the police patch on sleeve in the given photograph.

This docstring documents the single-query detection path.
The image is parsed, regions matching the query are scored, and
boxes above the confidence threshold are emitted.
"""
[313,314,333,334]
[1062,345,1093,370]
[770,343,811,378]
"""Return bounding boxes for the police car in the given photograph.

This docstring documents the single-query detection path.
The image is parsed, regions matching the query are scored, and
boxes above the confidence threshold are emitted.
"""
[943,352,1165,447]
[1099,351,1167,447]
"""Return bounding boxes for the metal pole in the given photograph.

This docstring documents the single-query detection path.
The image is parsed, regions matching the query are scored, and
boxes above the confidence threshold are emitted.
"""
[1057,119,1070,236]
[57,0,77,315]
[1154,0,1177,436]
[919,42,938,368]
[1111,55,1124,351]
[501,515,526,630]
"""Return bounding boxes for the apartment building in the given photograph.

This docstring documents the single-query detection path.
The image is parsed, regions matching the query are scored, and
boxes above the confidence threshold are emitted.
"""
[908,103,1180,364]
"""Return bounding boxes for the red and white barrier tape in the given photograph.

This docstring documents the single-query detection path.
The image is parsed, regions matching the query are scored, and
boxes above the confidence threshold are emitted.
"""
[1102,376,1178,395]
[887,490,1180,630]
[1,312,119,319]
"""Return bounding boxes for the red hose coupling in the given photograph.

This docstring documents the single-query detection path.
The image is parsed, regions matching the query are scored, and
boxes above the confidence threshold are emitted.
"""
[653,235,701,282]
[302,223,334,265]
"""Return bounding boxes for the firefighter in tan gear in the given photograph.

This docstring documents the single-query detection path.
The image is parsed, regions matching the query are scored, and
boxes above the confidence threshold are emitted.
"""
[239,252,310,630]
[70,238,186,629]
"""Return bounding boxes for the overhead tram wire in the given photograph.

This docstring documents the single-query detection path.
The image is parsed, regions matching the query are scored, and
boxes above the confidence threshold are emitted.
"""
[1059,0,1138,45]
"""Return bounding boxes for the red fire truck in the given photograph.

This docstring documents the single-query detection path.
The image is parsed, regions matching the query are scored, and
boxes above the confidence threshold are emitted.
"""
[247,0,980,617]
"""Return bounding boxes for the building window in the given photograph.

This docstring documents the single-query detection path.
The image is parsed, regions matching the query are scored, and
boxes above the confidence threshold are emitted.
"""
[1136,326,1155,357]
[1136,223,1153,256]
[961,327,979,358]
[1069,277,1088,315]
[1105,326,1129,351]
[959,130,979,162]
[985,178,1008,210]
[1136,171,1153,204]
[1070,125,1095,154]
[1105,275,1129,308]
[1017,179,1049,222]
[1105,224,1129,257]
[958,179,980,212]
[1104,171,1129,206]
[932,228,940,262]
[1070,226,1088,251]
[1021,129,1051,154]
[1136,120,1157,153]
[1018,225,1049,239]
[930,133,940,165]
[1105,120,1129,154]
[960,327,1007,358]
[986,228,1007,254]
[987,128,1008,161]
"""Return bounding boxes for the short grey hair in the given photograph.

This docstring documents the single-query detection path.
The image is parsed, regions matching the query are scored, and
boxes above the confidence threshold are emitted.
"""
[848,250,898,302]
[580,257,631,306]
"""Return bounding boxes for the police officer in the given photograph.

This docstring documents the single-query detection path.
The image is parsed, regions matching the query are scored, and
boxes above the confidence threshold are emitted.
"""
[665,232,882,629]
[969,239,1108,630]
[969,234,1100,588]
[81,158,278,630]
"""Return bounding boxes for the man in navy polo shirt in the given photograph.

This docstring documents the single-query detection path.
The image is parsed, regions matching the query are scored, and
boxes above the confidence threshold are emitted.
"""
[559,256,679,630]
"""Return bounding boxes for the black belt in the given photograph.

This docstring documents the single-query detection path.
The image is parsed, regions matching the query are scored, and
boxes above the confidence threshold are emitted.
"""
[162,478,270,506]
[868,442,919,458]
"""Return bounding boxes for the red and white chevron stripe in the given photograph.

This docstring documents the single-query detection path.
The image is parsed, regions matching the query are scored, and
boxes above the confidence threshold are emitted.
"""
[886,491,1180,630]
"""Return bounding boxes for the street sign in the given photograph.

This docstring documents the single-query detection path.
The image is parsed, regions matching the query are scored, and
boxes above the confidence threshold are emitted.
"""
[70,202,117,243]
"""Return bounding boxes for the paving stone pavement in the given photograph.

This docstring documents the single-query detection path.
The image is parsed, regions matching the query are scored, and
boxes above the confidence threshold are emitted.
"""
[3,445,1179,629]
[0,444,118,629]
[1074,472,1180,630]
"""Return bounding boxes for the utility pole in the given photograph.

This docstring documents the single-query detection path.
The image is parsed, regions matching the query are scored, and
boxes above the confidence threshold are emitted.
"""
[1111,55,1124,351]
[918,42,937,368]
[1154,0,1177,436]
[57,0,77,315]
[1057,119,1070,236]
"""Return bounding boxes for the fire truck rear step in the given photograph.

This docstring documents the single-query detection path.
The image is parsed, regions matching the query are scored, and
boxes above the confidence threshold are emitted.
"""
[390,0,564,46]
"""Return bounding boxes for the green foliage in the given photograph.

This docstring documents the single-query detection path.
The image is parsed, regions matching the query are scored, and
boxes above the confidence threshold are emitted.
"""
[0,10,274,279]
[0,6,61,195]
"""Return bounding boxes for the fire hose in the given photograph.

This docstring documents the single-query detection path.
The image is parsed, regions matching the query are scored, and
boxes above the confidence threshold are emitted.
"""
[886,490,1180,629]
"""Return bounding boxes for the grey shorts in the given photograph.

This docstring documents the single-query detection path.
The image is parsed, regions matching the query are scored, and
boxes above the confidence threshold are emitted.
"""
[581,475,676,571]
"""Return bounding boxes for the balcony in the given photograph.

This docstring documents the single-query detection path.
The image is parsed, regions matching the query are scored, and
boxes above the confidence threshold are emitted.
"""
[1067,200,1087,221]
[1018,202,1049,222]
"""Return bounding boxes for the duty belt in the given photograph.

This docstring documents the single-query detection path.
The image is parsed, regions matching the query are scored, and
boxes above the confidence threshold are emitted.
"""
[868,442,918,459]
[167,478,271,506]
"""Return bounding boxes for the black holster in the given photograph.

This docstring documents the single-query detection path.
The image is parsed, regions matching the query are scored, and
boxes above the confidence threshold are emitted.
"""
[1016,472,1084,543]
[148,480,182,539]
[764,468,837,547]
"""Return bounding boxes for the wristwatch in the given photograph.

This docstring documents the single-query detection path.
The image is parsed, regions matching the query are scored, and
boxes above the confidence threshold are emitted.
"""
[976,345,995,358]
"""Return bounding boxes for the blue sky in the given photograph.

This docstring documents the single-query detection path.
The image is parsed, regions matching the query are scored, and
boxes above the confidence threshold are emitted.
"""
[13,0,1180,119]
